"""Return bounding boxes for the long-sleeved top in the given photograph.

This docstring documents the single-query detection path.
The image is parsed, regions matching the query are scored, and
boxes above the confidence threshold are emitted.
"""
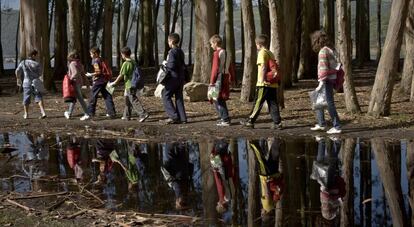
[16,59,41,88]
[317,46,341,82]
[165,47,186,81]
[68,60,86,85]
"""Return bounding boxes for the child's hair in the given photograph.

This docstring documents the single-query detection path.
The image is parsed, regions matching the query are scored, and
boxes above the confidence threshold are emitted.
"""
[310,30,333,53]
[209,34,222,46]
[29,49,38,58]
[90,47,101,55]
[168,33,180,45]
[121,47,132,56]
[68,50,80,62]
[255,34,269,48]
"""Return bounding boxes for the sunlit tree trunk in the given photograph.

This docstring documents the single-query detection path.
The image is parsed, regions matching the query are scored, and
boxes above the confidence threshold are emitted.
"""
[400,0,414,95]
[53,0,67,80]
[355,0,371,64]
[367,0,410,117]
[188,0,194,65]
[240,0,257,102]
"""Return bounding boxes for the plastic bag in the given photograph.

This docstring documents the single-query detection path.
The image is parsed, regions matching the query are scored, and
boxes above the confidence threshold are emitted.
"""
[207,85,219,101]
[106,82,115,95]
[309,85,327,110]
[156,65,170,85]
[310,161,329,188]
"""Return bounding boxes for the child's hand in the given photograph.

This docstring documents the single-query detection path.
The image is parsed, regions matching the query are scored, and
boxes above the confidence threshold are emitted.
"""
[85,72,93,77]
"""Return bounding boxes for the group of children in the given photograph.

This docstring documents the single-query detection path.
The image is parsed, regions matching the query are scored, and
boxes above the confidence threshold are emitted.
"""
[15,30,342,134]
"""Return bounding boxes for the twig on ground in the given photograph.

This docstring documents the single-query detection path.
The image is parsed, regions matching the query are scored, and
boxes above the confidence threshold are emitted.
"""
[66,209,88,219]
[5,199,34,212]
[10,191,68,200]
[46,196,69,212]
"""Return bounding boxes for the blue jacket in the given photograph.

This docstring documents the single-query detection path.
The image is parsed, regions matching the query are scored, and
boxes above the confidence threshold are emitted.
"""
[165,47,185,82]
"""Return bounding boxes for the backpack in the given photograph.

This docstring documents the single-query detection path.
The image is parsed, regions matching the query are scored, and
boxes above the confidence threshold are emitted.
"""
[131,62,145,90]
[100,59,112,82]
[334,67,345,92]
[266,57,281,84]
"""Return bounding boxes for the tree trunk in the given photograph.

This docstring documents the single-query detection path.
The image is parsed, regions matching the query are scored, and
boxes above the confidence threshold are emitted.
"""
[134,1,141,62]
[283,0,298,89]
[200,142,218,224]
[401,0,414,95]
[81,0,91,66]
[170,0,180,34]
[139,0,154,66]
[292,0,302,83]
[102,0,113,67]
[0,0,5,75]
[224,0,235,79]
[356,0,371,64]
[371,138,409,227]
[298,0,319,79]
[193,0,216,83]
[215,0,222,35]
[407,140,414,225]
[116,0,122,68]
[53,0,68,80]
[367,0,410,117]
[337,0,362,113]
[179,0,184,48]
[91,1,104,48]
[323,0,335,40]
[376,0,382,61]
[340,138,355,227]
[240,8,244,66]
[15,12,19,69]
[48,0,55,41]
[188,0,194,65]
[153,0,161,65]
[163,0,171,59]
[240,0,257,102]
[258,0,270,38]
[68,0,82,53]
[119,0,131,50]
[247,141,260,226]
[19,0,52,90]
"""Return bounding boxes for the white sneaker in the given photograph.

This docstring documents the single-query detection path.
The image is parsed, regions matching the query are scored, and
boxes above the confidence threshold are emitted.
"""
[64,111,70,119]
[310,124,326,131]
[23,113,28,119]
[217,121,230,127]
[327,127,342,134]
[80,114,90,121]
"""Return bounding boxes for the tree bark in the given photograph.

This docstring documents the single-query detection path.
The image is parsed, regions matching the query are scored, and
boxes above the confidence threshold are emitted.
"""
[193,0,216,83]
[134,1,141,62]
[355,0,371,64]
[367,0,410,117]
[401,0,414,96]
[371,138,409,227]
[116,0,122,68]
[119,0,131,50]
[188,0,194,65]
[19,0,52,90]
[102,0,114,67]
[139,0,154,66]
[298,0,319,79]
[68,0,82,53]
[0,0,5,75]
[163,0,171,59]
[224,0,235,74]
[240,0,257,102]
[215,0,222,35]
[376,0,382,61]
[258,0,270,38]
[323,0,335,40]
[200,141,218,224]
[340,138,355,227]
[337,0,362,113]
[153,0,161,65]
[53,0,68,80]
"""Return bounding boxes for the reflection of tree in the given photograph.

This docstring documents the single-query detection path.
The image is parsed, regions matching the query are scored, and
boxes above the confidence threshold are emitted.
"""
[200,141,218,224]
[371,138,409,227]
[340,138,355,227]
[407,140,414,225]
[361,141,371,226]
[247,140,260,227]
[229,138,245,224]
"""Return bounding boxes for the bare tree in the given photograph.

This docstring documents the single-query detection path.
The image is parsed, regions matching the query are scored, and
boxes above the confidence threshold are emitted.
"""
[367,0,410,117]
[240,0,257,102]
[53,0,68,80]
[337,0,361,113]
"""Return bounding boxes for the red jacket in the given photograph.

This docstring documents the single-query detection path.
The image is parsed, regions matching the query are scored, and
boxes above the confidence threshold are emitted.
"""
[210,49,231,101]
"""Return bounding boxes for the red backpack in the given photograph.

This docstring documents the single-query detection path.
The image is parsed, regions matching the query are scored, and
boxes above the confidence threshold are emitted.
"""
[266,58,281,84]
[100,59,113,82]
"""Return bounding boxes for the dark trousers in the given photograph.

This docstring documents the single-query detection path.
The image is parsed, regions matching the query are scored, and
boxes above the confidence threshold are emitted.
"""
[87,83,116,116]
[214,99,230,122]
[162,82,187,122]
[248,87,281,124]
[124,89,146,119]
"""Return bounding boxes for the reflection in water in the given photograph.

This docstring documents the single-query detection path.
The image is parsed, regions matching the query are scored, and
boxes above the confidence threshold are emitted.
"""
[0,132,412,226]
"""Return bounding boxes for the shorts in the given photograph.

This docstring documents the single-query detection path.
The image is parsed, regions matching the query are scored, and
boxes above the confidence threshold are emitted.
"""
[23,86,43,105]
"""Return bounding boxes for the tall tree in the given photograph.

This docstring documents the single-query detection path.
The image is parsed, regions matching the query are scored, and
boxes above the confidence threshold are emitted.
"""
[102,0,114,67]
[139,0,154,66]
[68,0,82,52]
[337,0,361,113]
[19,0,52,90]
[116,0,122,67]
[376,0,382,60]
[371,138,409,227]
[367,0,410,117]
[401,0,414,95]
[323,0,335,40]
[298,0,319,79]
[258,0,270,38]
[170,0,180,34]
[188,0,194,65]
[240,0,257,102]
[119,0,131,50]
[355,0,371,64]
[192,0,216,83]
[215,0,222,34]
[53,0,68,80]
[153,0,161,65]
[282,1,299,89]
[224,0,235,72]
[163,0,171,59]
[81,0,91,66]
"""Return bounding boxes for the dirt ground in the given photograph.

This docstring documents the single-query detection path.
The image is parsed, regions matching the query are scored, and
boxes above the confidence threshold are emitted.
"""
[1,62,414,141]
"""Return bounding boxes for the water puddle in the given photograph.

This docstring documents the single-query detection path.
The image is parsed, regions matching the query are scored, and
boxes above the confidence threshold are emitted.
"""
[0,133,412,226]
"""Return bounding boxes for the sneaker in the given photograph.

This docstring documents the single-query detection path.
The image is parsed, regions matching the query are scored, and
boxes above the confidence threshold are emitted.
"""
[271,123,283,130]
[121,116,130,121]
[39,114,47,119]
[240,120,254,128]
[23,113,28,119]
[327,127,342,134]
[161,118,180,125]
[217,121,230,127]
[310,124,326,131]
[64,111,70,119]
[80,114,91,121]
[138,113,149,122]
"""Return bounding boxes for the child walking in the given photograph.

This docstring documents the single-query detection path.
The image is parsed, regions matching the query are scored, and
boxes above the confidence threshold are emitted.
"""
[109,47,149,122]
[64,51,89,119]
[209,35,231,126]
[80,47,116,120]
[240,34,282,129]
[15,50,47,119]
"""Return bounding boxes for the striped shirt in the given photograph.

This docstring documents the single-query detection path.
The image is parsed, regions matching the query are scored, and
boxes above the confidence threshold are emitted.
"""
[318,46,340,82]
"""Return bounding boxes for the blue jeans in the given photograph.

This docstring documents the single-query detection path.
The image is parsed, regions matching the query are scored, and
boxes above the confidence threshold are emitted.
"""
[68,84,88,115]
[87,83,116,116]
[162,80,187,122]
[214,99,230,122]
[315,81,341,129]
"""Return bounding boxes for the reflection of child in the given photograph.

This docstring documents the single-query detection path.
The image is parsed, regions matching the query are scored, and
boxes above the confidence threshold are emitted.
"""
[66,138,83,181]
[93,139,115,184]
[109,147,139,191]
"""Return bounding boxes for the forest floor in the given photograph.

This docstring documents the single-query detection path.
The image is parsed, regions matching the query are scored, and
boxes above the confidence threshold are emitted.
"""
[1,61,414,141]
